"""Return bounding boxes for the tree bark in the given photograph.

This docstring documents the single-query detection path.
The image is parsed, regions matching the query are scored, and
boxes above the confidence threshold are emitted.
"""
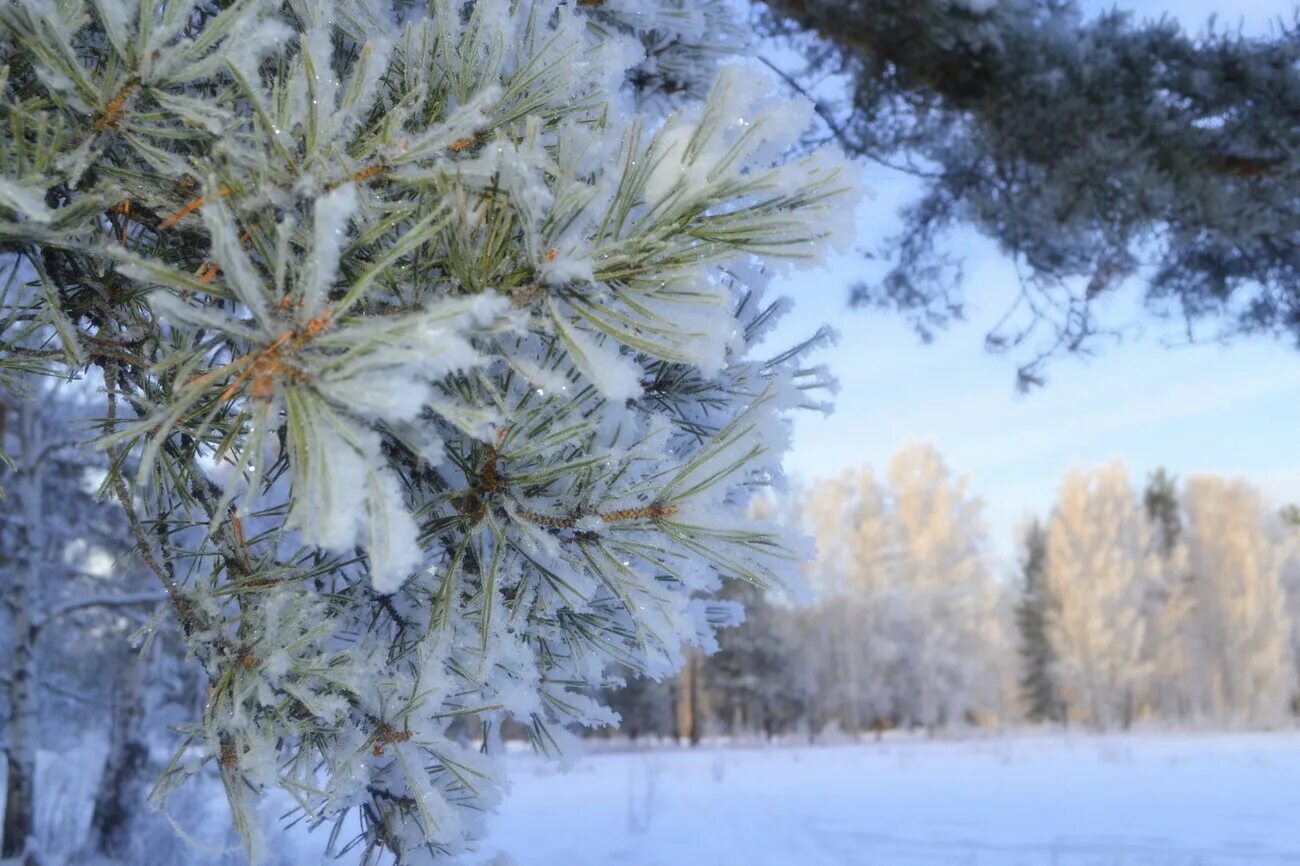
[89,650,148,857]
[674,649,706,747]
[688,652,704,746]
[3,401,41,864]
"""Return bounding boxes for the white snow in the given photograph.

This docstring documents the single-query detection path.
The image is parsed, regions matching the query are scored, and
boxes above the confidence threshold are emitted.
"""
[549,300,645,402]
[303,182,357,317]
[0,176,53,223]
[16,731,1300,864]
[474,732,1300,865]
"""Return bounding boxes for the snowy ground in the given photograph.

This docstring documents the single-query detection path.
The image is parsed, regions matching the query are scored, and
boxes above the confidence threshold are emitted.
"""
[13,731,1300,864]
[476,732,1300,866]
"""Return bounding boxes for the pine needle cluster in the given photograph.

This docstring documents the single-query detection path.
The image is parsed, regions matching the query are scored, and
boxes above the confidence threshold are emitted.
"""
[0,0,852,860]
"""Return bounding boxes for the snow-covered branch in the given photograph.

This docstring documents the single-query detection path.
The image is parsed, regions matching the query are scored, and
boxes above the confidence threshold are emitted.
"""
[0,0,853,859]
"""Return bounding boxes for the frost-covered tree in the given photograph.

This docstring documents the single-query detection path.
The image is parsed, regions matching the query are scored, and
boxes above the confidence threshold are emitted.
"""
[0,378,166,862]
[1036,466,1295,728]
[757,0,1300,384]
[1182,476,1295,723]
[796,443,1007,734]
[886,441,1007,728]
[1278,513,1300,710]
[0,0,853,860]
[798,466,900,733]
[1042,463,1155,729]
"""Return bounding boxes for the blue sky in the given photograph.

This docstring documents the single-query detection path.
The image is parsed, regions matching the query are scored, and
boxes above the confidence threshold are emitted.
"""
[769,0,1300,560]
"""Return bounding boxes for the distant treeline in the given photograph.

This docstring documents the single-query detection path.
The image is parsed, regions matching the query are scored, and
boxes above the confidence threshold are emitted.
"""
[599,443,1300,741]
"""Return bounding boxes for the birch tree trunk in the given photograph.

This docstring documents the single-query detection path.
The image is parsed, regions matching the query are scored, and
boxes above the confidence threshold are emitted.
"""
[89,649,148,857]
[3,400,41,864]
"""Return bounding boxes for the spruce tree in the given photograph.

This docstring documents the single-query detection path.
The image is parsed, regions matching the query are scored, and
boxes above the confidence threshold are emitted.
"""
[1144,468,1182,558]
[0,0,852,861]
[1015,519,1058,723]
[1139,467,1195,722]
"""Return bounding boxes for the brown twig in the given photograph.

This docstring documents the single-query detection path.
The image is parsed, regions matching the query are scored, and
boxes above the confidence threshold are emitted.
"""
[95,78,141,132]
[370,723,412,757]
[216,308,334,403]
[159,187,232,231]
[103,359,182,602]
[516,502,679,530]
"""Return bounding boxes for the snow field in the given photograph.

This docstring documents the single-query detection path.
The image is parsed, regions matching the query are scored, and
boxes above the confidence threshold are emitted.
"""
[10,731,1300,864]
[477,732,1300,866]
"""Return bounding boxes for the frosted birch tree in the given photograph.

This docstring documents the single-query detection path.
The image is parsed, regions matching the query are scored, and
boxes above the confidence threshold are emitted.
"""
[797,443,1007,733]
[798,466,900,732]
[886,441,1008,728]
[1279,512,1300,708]
[1182,476,1295,723]
[1043,463,1155,729]
[1032,466,1295,728]
[0,0,854,860]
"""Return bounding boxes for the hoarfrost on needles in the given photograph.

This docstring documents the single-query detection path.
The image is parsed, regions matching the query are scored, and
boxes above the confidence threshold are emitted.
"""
[0,0,855,859]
